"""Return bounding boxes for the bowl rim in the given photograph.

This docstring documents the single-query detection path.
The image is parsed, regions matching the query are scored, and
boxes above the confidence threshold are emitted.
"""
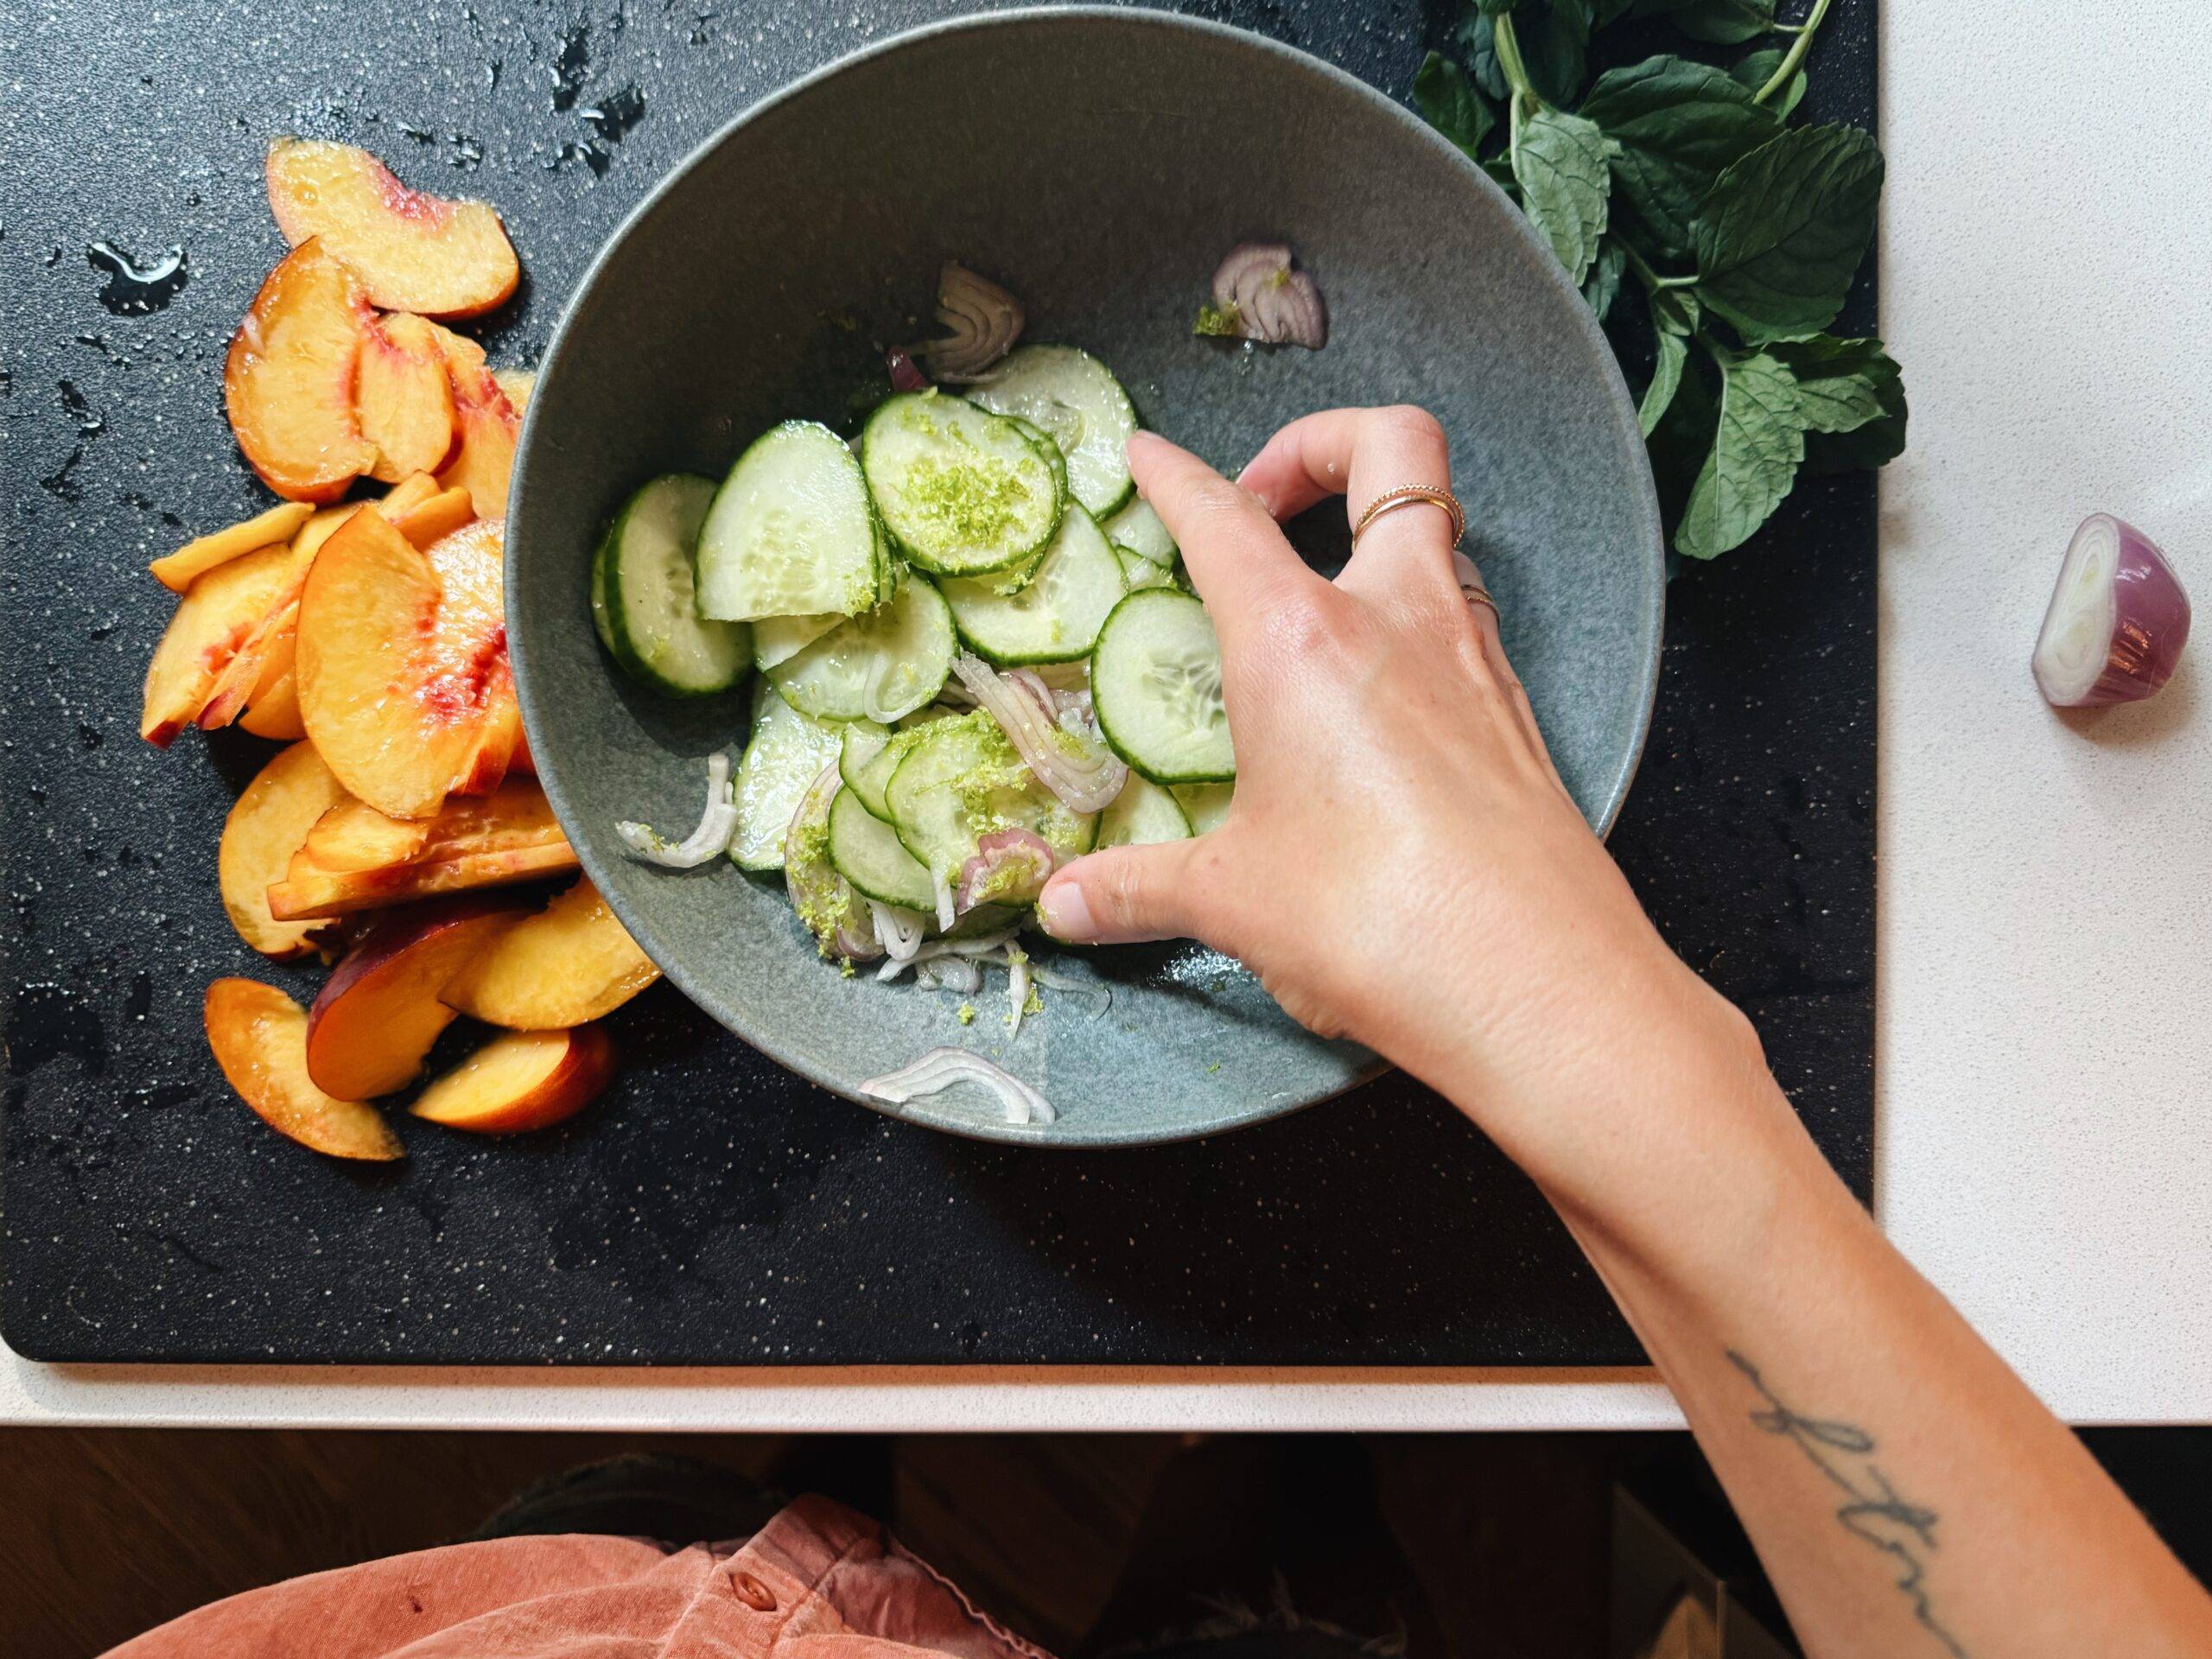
[508,3,1666,1148]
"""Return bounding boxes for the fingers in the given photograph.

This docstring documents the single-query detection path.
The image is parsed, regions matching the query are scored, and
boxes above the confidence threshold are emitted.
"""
[1125,432,1325,641]
[1038,838,1205,947]
[1236,406,1459,601]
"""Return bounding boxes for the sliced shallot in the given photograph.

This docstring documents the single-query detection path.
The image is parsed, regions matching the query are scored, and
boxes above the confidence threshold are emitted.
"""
[886,347,929,393]
[616,751,737,868]
[874,926,1021,982]
[2033,513,2192,706]
[860,1046,1058,1126]
[869,900,928,963]
[912,263,1024,381]
[953,652,1127,813]
[958,827,1058,912]
[785,762,879,960]
[1205,242,1328,349]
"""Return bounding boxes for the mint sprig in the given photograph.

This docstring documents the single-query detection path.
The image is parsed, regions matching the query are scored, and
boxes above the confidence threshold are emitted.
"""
[1415,0,1905,560]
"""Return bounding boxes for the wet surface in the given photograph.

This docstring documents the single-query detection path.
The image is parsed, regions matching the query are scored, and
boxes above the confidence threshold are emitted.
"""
[0,0,1875,1365]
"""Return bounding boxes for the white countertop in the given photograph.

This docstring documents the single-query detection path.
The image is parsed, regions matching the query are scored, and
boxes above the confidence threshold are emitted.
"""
[8,0,2210,1431]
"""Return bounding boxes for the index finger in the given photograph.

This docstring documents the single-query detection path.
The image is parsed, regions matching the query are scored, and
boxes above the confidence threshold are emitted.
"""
[1124,430,1326,636]
[1235,405,1459,599]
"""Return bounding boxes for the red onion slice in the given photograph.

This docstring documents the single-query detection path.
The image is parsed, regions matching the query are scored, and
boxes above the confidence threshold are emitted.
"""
[2033,513,2192,706]
[912,263,1024,381]
[958,827,1058,911]
[886,347,929,393]
[1206,242,1328,349]
[952,652,1127,813]
[616,751,737,868]
[860,1046,1058,1125]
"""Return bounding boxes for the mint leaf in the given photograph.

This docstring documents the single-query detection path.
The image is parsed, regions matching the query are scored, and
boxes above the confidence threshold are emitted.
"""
[1514,108,1615,286]
[1731,48,1807,118]
[1774,335,1909,473]
[1580,55,1782,255]
[1465,4,1590,106]
[1676,350,1807,559]
[1661,0,1776,44]
[1645,336,1719,529]
[1641,328,1688,437]
[1583,238,1626,322]
[1414,53,1496,160]
[1694,125,1883,343]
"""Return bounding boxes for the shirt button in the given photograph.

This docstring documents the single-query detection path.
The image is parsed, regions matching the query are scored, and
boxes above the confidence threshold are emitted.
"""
[731,1570,778,1611]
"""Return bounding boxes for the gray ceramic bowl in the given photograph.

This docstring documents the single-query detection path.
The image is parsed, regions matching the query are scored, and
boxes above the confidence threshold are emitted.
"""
[509,7,1663,1147]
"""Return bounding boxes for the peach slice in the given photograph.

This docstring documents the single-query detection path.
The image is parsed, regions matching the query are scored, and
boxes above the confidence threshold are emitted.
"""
[435,340,521,518]
[140,540,307,746]
[492,368,536,414]
[296,508,512,817]
[266,779,575,920]
[238,628,306,741]
[149,501,313,593]
[205,978,404,1160]
[358,312,458,483]
[304,894,524,1099]
[196,594,300,732]
[225,238,379,503]
[411,1025,614,1135]
[219,741,352,958]
[391,485,475,551]
[442,877,659,1028]
[267,138,519,321]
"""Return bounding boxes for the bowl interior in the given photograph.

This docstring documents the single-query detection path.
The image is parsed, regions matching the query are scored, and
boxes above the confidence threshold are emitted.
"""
[509,9,1663,1147]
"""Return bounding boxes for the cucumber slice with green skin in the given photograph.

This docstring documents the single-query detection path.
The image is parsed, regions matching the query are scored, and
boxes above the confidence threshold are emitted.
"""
[1172,781,1235,836]
[884,710,1097,885]
[729,679,842,871]
[967,345,1139,518]
[1102,497,1176,566]
[753,611,842,671]
[698,420,885,622]
[1096,774,1192,848]
[976,417,1068,595]
[828,786,938,910]
[1090,588,1235,785]
[861,392,1062,577]
[593,474,753,696]
[839,718,893,796]
[842,707,962,821]
[766,575,956,723]
[1116,544,1177,591]
[939,503,1127,665]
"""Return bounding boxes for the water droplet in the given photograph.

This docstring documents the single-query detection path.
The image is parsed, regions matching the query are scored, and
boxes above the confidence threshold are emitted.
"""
[86,241,189,315]
[59,379,103,436]
[449,135,485,170]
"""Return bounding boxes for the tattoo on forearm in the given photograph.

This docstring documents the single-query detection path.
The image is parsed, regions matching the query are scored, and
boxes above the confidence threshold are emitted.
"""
[1726,1351,1968,1658]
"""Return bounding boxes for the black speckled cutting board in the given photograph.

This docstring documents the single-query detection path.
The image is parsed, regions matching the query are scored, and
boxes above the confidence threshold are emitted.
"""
[0,0,1876,1365]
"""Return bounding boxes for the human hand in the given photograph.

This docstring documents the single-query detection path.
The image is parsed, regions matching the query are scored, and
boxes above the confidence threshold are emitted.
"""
[1039,410,1770,1194]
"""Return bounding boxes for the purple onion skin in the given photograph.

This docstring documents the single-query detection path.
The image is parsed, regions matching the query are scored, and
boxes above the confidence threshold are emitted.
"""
[887,348,929,394]
[2035,514,2192,707]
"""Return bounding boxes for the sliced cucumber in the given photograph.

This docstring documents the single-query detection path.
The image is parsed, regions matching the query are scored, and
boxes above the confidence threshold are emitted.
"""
[939,503,1127,664]
[1116,544,1177,591]
[976,417,1069,595]
[839,718,893,798]
[1103,496,1176,566]
[753,611,842,671]
[884,710,1097,884]
[842,708,961,821]
[1172,781,1235,836]
[766,575,956,723]
[828,786,937,910]
[1090,588,1235,785]
[968,345,1139,517]
[860,392,1061,577]
[698,420,886,622]
[729,679,842,871]
[593,474,752,696]
[1096,774,1192,848]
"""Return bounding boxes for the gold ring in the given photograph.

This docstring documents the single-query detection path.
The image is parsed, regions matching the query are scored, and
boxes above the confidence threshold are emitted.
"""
[1352,484,1465,548]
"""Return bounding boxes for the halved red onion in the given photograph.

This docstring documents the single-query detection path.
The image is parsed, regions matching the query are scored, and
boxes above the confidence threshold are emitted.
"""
[2033,513,2192,706]
[952,652,1127,813]
[616,751,737,868]
[886,347,929,393]
[785,762,879,960]
[912,262,1023,381]
[859,1046,1058,1125]
[958,827,1058,912]
[1209,242,1328,349]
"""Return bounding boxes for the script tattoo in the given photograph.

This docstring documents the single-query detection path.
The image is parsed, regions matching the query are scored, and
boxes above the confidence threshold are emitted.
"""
[1726,1351,1968,1658]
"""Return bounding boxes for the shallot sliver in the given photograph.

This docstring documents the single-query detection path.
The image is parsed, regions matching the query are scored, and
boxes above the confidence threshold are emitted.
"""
[2033,513,2192,706]
[860,1046,1058,1125]
[616,751,737,868]
[952,652,1126,813]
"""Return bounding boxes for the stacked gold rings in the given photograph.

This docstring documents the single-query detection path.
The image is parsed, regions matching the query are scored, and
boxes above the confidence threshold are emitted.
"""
[1351,484,1466,548]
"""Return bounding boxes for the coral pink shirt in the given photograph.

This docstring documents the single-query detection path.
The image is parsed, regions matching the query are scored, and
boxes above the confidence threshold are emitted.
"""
[108,1496,1057,1659]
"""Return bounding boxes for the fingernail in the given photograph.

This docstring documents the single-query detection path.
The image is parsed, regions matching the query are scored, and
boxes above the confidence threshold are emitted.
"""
[1038,876,1096,943]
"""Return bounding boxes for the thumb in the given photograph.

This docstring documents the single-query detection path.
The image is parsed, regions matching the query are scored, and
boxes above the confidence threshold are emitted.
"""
[1038,839,1204,946]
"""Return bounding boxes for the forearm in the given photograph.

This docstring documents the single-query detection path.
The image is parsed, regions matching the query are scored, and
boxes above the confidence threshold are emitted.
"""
[1445,1010,2212,1657]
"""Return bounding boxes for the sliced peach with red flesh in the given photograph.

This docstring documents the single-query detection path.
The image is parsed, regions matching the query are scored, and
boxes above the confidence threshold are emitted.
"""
[197,594,300,731]
[219,741,352,958]
[266,779,575,920]
[357,312,458,483]
[296,509,512,818]
[206,978,404,1160]
[411,1025,614,1134]
[141,540,305,747]
[435,357,520,518]
[442,876,659,1029]
[225,239,378,503]
[304,895,524,1098]
[391,485,475,551]
[149,501,314,593]
[238,628,306,740]
[266,138,520,321]
[492,367,536,414]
